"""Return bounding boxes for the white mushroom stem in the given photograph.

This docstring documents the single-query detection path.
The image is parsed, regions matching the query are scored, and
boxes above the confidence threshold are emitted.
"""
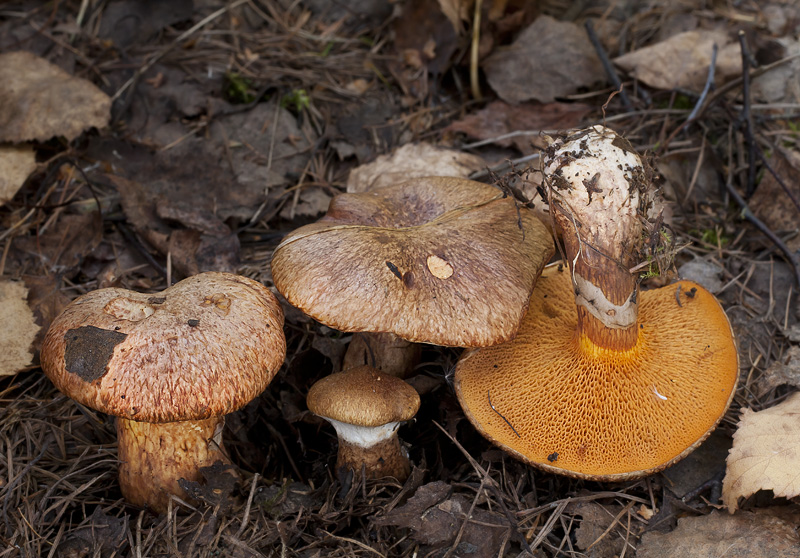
[324,418,411,480]
[544,126,648,351]
[116,416,232,512]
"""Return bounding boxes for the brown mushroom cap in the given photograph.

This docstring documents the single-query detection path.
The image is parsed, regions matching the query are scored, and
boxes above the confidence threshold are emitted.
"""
[307,366,420,427]
[40,272,286,423]
[454,264,739,480]
[271,176,554,347]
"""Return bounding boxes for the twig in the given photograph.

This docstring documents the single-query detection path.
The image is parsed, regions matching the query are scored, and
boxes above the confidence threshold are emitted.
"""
[487,390,520,438]
[585,19,632,111]
[686,43,717,123]
[723,178,800,288]
[433,421,533,555]
[470,0,483,101]
[469,153,539,181]
[738,31,758,197]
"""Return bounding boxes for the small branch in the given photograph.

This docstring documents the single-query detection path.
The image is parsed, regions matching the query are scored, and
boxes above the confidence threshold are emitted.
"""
[585,19,632,111]
[738,31,758,197]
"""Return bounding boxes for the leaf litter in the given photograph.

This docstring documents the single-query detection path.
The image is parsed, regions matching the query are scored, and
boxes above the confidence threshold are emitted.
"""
[1,1,800,556]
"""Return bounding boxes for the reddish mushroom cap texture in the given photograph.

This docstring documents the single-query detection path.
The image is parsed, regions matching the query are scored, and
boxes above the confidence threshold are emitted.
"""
[40,272,286,423]
[271,177,554,347]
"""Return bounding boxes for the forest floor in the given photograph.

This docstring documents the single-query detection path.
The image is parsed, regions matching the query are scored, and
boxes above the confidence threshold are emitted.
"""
[1,1,800,557]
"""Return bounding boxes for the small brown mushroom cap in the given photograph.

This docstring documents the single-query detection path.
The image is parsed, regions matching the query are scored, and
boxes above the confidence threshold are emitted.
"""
[271,176,554,347]
[455,265,739,480]
[40,272,286,423]
[307,365,420,427]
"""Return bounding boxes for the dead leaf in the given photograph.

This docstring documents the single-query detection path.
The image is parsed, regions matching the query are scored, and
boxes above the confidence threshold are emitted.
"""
[757,346,800,396]
[0,144,36,206]
[722,392,800,513]
[394,0,458,76]
[752,38,800,104]
[483,15,605,104]
[22,274,70,346]
[346,143,485,193]
[748,148,800,252]
[637,510,800,558]
[613,30,741,93]
[12,211,103,274]
[446,101,593,153]
[0,280,40,376]
[0,51,110,142]
[280,187,333,219]
[568,502,625,558]
[56,507,128,557]
[661,431,730,498]
[437,0,473,34]
[178,460,239,513]
[98,0,193,49]
[373,481,509,556]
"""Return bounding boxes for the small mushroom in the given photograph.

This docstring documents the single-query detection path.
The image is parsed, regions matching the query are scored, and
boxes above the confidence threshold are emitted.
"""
[40,272,286,511]
[306,365,420,480]
[271,176,554,377]
[454,127,739,480]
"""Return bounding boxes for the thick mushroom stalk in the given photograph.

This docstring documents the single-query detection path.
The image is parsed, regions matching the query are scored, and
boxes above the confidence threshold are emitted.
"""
[40,273,286,512]
[306,366,420,481]
[544,126,649,350]
[117,417,229,509]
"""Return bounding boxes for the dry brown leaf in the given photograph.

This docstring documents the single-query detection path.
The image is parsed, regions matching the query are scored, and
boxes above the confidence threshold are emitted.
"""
[757,346,800,396]
[637,510,800,558]
[748,148,800,252]
[483,15,605,103]
[436,0,473,34]
[280,187,333,219]
[613,30,741,92]
[0,279,40,376]
[0,51,111,142]
[0,144,36,206]
[446,101,593,154]
[346,143,485,193]
[722,392,800,513]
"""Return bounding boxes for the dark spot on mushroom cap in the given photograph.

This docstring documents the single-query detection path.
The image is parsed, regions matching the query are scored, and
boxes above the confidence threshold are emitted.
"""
[402,270,415,289]
[64,326,128,383]
[187,319,200,327]
[147,297,166,304]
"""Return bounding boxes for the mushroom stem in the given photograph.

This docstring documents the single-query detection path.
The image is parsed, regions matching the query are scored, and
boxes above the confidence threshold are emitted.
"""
[327,419,411,481]
[117,416,230,512]
[342,332,422,378]
[545,126,648,351]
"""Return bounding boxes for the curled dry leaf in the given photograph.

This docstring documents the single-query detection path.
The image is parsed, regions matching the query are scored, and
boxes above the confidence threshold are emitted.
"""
[483,15,605,104]
[0,279,41,376]
[0,51,111,142]
[346,142,485,193]
[613,30,741,93]
[0,144,36,206]
[722,392,800,512]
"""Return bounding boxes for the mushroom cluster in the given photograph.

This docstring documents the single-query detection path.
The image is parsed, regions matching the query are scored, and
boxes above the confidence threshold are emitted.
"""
[271,176,554,377]
[40,272,286,511]
[455,126,739,480]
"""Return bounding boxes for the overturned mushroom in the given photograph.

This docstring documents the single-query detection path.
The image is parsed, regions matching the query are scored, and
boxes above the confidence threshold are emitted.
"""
[306,365,420,480]
[271,176,554,377]
[40,272,286,511]
[455,127,739,480]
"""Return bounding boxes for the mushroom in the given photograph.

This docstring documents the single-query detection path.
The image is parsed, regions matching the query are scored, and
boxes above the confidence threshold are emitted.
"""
[454,126,739,480]
[40,272,286,511]
[271,176,554,377]
[306,365,420,480]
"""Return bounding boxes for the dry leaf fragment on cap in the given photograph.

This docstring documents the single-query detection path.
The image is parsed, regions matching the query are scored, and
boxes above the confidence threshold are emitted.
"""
[0,144,36,206]
[0,279,41,376]
[0,51,111,142]
[722,392,800,513]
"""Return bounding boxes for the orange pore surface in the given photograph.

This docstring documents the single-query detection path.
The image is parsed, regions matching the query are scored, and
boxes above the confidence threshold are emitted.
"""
[454,265,739,480]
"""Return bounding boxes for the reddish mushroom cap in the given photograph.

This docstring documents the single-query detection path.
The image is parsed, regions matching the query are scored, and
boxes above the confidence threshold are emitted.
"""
[40,272,286,423]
